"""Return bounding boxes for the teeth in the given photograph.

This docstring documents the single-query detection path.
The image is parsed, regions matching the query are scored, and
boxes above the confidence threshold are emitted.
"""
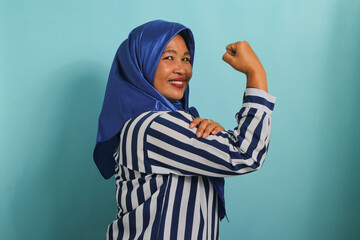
[169,81,184,84]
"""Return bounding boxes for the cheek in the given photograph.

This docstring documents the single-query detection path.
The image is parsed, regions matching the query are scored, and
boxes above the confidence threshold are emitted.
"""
[154,64,168,87]
[186,65,193,79]
[157,64,172,80]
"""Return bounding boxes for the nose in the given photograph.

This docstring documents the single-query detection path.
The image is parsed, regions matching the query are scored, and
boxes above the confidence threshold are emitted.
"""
[173,60,186,75]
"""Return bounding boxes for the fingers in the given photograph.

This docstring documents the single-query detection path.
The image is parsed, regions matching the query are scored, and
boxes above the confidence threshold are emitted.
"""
[190,118,211,138]
[222,43,238,67]
[201,123,218,138]
[197,119,224,138]
[226,43,236,56]
[211,125,225,135]
[189,118,225,138]
[189,117,203,128]
[195,118,211,138]
[222,52,234,66]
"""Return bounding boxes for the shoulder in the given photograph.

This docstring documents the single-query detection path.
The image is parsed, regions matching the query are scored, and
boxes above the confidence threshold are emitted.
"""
[152,110,194,125]
[124,110,194,132]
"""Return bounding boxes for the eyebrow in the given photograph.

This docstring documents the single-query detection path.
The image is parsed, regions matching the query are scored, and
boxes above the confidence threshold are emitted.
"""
[163,49,191,56]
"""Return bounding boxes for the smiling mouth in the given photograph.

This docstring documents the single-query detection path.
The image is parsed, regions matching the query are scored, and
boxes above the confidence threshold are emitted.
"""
[169,80,185,88]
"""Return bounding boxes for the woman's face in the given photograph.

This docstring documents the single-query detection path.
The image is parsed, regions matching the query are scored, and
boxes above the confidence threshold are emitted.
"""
[154,34,192,102]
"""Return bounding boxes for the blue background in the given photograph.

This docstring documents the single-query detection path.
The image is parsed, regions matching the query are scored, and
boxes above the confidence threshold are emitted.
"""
[1,0,360,239]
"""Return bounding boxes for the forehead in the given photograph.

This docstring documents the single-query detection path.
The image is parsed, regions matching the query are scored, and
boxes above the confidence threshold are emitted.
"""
[164,35,189,50]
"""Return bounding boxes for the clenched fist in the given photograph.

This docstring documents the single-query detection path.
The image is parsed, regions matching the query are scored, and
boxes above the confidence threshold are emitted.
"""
[222,41,268,92]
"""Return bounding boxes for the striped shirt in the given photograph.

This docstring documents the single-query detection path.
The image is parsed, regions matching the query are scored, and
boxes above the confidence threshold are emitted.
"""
[106,88,276,240]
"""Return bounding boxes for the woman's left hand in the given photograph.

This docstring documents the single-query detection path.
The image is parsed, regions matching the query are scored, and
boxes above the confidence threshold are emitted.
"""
[189,118,225,138]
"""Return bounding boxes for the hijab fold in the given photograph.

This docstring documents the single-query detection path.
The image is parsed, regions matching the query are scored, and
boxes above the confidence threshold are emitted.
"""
[93,20,226,219]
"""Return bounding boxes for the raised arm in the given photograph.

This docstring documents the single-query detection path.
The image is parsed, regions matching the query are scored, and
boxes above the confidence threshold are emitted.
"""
[190,41,268,139]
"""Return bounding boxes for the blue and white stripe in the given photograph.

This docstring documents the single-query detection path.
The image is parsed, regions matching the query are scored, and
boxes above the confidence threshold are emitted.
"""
[107,88,276,240]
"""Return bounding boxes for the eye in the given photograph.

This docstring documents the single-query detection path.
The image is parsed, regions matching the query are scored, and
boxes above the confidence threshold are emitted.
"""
[182,57,191,62]
[163,56,173,60]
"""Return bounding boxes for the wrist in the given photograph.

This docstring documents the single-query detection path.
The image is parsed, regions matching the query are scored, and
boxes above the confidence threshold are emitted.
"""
[247,67,266,78]
[246,70,268,92]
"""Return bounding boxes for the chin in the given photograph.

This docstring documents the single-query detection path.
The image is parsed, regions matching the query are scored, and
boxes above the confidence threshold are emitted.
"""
[168,94,184,102]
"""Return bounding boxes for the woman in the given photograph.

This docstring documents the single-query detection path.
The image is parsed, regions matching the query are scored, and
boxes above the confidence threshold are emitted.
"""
[94,20,276,240]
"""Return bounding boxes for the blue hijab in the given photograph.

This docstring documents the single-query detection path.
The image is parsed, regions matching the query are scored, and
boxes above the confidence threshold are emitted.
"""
[93,20,226,219]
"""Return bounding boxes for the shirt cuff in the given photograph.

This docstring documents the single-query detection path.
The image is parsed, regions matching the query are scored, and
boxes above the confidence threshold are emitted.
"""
[242,88,277,114]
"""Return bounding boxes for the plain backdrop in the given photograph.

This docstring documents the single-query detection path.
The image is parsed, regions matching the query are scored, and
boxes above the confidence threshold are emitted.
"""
[1,0,360,239]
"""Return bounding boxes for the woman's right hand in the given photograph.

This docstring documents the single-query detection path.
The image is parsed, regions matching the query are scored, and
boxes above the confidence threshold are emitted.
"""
[189,117,225,138]
[222,41,268,92]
